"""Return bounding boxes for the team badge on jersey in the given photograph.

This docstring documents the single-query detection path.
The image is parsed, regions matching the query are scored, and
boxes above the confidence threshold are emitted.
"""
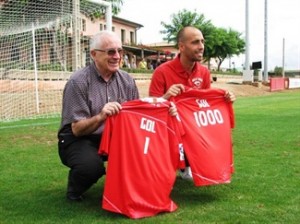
[191,77,203,88]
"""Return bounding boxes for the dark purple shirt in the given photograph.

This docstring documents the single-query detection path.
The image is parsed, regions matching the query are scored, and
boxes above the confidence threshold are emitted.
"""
[58,62,139,135]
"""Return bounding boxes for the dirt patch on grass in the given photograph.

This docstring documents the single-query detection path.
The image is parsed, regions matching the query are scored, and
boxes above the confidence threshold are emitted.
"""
[0,76,295,98]
[1,76,298,120]
[136,77,272,98]
[212,81,271,97]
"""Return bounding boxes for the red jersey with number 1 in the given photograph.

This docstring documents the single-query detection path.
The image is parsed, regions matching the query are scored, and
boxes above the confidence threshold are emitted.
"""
[98,98,184,219]
[174,88,235,186]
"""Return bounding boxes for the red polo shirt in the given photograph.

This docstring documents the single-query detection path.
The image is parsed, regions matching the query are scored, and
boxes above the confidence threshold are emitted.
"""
[149,55,211,97]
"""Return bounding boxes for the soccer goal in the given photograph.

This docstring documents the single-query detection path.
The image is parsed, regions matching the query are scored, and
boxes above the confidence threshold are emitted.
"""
[0,0,111,121]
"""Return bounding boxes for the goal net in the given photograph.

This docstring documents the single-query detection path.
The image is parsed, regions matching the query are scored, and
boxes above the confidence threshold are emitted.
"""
[0,0,111,121]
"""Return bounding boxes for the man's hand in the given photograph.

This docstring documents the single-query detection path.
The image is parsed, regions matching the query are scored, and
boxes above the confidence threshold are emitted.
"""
[163,84,185,100]
[100,102,122,119]
[72,101,122,137]
[225,91,236,102]
[169,102,178,116]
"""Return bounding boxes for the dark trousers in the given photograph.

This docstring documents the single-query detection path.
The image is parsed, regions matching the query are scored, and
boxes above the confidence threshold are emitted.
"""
[58,134,106,195]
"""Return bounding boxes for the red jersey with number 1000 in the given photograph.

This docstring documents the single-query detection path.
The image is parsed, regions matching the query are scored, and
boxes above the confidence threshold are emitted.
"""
[98,98,184,219]
[174,88,235,186]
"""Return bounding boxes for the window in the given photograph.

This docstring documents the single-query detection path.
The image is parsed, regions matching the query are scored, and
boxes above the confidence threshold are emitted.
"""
[82,19,86,31]
[130,31,135,44]
[121,29,125,43]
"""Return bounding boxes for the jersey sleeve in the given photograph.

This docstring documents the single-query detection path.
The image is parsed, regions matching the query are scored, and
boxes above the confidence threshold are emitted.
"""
[228,102,235,128]
[98,116,114,155]
[149,68,167,97]
[173,116,186,170]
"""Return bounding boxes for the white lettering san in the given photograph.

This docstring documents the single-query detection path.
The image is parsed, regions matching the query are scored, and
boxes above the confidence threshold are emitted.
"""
[196,99,210,108]
[194,109,224,127]
[140,117,156,133]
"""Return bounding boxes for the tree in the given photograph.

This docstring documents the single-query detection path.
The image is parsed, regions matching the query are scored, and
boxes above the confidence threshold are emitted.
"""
[210,27,245,71]
[274,66,283,76]
[160,9,214,48]
[160,9,245,71]
[81,0,124,17]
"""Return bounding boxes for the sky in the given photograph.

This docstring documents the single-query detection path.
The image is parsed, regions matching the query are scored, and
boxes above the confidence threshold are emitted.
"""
[119,0,300,71]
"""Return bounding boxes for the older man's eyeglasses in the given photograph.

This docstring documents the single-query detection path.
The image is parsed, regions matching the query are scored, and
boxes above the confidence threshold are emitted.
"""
[94,48,124,56]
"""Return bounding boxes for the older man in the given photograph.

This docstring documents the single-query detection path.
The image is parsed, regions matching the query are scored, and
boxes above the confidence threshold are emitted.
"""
[58,31,139,201]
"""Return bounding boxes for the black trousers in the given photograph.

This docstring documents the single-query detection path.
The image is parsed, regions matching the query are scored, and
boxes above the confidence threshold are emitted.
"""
[58,134,106,195]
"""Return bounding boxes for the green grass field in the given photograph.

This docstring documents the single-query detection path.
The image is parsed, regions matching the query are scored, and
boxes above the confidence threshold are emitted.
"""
[1,90,300,224]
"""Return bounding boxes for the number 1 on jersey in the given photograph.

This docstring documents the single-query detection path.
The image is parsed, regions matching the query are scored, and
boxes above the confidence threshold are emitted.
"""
[143,137,150,154]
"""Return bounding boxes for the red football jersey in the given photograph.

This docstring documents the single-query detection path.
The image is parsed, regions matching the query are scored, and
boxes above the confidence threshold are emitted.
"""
[174,88,235,186]
[99,98,184,219]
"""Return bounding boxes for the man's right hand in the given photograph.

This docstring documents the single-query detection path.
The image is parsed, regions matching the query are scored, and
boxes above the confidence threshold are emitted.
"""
[72,102,122,137]
[100,102,122,119]
[163,84,185,100]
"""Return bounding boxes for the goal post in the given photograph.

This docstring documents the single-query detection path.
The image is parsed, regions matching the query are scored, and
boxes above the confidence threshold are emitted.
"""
[0,0,112,121]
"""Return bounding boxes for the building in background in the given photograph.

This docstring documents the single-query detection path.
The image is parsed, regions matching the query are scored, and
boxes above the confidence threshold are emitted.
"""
[79,15,170,69]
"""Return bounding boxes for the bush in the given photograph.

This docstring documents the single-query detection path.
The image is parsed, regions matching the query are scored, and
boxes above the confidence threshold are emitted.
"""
[122,68,153,74]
